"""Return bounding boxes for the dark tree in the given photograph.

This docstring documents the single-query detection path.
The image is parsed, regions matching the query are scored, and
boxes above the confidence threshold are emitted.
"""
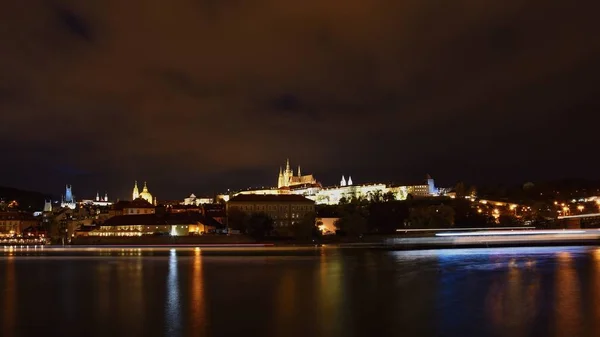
[227,208,248,232]
[246,212,274,239]
[335,211,367,237]
[383,191,396,202]
[290,212,320,240]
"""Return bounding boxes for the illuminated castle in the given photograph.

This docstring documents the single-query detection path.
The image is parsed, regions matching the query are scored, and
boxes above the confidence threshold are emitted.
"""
[277,159,316,188]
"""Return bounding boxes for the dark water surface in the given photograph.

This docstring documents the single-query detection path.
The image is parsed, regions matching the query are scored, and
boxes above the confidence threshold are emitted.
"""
[1,245,600,337]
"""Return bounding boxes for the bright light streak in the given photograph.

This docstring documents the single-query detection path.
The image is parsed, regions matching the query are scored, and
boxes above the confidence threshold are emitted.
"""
[436,230,586,237]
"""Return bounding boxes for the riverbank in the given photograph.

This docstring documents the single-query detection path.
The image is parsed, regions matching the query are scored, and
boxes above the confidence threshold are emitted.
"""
[48,229,600,250]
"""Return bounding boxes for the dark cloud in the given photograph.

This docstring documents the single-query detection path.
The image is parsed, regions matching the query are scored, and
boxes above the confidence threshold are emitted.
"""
[0,0,599,199]
[53,5,93,42]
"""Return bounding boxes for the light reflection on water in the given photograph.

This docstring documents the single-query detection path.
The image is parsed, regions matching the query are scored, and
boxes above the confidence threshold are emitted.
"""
[0,246,600,337]
[166,249,182,336]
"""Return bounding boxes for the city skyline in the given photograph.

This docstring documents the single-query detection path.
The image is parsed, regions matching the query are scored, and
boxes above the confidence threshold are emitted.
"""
[1,1,599,199]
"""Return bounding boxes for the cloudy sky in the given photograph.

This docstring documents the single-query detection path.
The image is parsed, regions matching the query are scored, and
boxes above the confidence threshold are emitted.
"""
[1,0,599,199]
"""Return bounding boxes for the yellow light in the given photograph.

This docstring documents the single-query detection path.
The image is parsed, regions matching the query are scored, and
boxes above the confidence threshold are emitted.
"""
[563,206,569,212]
[577,205,584,211]
[477,209,482,213]
[493,209,500,214]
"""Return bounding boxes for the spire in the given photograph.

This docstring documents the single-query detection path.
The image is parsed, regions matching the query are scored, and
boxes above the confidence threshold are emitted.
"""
[96,191,99,201]
[104,192,108,202]
[143,181,148,192]
[348,176,353,186]
[133,181,140,200]
[298,165,301,177]
[341,175,346,187]
[279,166,282,176]
[286,158,290,172]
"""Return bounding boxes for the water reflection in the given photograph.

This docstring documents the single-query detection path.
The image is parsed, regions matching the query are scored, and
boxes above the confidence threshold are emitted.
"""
[166,249,181,336]
[190,248,207,337]
[94,259,111,327]
[554,251,582,337]
[3,246,600,337]
[591,249,600,332]
[274,267,297,337]
[485,257,540,337]
[316,249,343,337]
[2,254,15,337]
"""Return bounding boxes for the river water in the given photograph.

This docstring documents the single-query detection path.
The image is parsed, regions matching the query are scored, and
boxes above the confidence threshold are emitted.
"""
[1,245,599,337]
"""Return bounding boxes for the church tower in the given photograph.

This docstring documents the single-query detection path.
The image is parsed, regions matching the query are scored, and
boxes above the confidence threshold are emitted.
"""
[132,181,139,200]
[297,165,301,177]
[43,200,52,213]
[65,185,73,203]
[96,191,100,201]
[340,176,347,187]
[285,158,292,186]
[104,192,108,202]
[348,176,353,186]
[278,167,284,188]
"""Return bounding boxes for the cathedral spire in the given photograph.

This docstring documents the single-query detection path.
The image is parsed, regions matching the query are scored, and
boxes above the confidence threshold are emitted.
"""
[133,181,139,200]
[341,175,347,187]
[286,158,290,172]
[96,191,99,201]
[348,176,353,186]
[104,192,108,202]
[298,165,301,177]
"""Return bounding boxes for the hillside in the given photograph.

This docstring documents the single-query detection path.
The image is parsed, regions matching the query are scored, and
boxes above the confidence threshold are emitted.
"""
[0,186,54,211]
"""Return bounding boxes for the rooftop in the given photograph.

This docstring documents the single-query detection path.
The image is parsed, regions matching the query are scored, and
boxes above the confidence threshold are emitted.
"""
[101,212,223,227]
[228,194,314,203]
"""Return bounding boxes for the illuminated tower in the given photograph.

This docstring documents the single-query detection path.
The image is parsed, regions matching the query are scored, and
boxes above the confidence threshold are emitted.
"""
[43,200,52,213]
[348,176,353,186]
[132,181,139,200]
[96,191,100,201]
[61,185,76,209]
[340,176,347,187]
[65,185,73,203]
[278,167,284,188]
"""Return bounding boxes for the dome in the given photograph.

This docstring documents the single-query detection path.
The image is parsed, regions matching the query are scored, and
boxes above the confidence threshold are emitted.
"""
[139,182,153,204]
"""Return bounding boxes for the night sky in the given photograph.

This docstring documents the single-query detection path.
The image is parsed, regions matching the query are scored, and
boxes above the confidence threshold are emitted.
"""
[1,1,599,200]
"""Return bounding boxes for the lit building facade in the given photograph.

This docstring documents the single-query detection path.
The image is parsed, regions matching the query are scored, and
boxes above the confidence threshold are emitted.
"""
[0,212,40,237]
[89,213,217,237]
[227,194,316,228]
[80,191,113,207]
[184,194,213,206]
[219,160,442,205]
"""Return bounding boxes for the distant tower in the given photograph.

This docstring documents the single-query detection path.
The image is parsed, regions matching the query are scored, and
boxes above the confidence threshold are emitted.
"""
[96,191,100,201]
[61,185,76,209]
[65,185,73,203]
[348,176,353,186]
[104,192,108,202]
[340,176,347,187]
[278,167,284,188]
[43,200,52,213]
[426,174,437,195]
[298,165,301,177]
[285,159,292,186]
[132,181,139,200]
